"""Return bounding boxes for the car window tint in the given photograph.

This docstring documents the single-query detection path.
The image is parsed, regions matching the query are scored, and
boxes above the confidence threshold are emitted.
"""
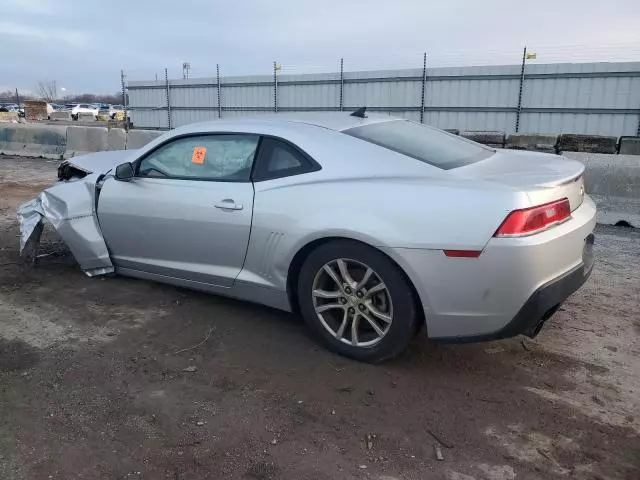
[344,120,494,170]
[253,138,319,181]
[138,134,259,181]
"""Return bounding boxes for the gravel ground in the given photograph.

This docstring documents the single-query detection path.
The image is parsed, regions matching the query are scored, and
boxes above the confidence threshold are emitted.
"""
[0,156,638,480]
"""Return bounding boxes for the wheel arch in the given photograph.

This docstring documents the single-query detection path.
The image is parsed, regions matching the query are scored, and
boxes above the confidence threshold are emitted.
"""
[286,236,426,331]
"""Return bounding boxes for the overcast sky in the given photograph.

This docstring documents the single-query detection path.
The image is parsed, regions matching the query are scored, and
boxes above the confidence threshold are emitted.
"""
[2,0,640,95]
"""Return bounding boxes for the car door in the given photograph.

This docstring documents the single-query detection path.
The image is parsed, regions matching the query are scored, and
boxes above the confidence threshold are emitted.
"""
[97,133,260,288]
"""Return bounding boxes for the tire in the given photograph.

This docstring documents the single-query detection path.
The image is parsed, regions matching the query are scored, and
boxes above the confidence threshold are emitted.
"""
[297,240,419,362]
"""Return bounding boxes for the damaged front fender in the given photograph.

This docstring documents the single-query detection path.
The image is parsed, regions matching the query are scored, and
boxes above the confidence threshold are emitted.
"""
[17,173,114,277]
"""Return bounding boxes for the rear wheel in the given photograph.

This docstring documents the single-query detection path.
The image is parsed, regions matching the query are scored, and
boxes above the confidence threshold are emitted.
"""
[297,240,419,362]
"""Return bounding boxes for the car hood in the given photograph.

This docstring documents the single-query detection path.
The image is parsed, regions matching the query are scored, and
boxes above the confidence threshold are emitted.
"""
[66,149,137,174]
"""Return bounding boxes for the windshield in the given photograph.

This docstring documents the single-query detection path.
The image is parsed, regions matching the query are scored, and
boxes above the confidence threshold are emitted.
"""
[344,120,493,170]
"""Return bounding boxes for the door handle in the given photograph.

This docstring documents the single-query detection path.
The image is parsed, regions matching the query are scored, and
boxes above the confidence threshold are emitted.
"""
[214,199,243,210]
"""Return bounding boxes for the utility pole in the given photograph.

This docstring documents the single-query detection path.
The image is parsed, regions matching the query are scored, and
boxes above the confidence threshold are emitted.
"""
[53,80,57,102]
[15,88,20,107]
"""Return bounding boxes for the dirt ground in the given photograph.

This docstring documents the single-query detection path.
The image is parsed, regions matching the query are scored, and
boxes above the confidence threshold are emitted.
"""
[0,156,638,480]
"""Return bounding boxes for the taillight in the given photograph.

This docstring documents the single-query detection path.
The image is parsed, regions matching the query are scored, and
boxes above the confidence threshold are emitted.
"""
[494,198,571,237]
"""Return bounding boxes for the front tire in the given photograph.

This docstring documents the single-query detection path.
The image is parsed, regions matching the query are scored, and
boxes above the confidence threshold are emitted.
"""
[297,240,419,362]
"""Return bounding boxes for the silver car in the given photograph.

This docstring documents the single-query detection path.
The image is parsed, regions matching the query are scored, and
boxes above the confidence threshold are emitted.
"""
[18,111,595,362]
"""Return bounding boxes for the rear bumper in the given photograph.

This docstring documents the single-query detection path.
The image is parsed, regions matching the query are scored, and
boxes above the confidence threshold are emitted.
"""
[438,233,594,343]
[385,195,597,340]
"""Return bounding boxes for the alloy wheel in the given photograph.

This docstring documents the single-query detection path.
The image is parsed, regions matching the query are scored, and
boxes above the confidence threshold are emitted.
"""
[311,258,393,347]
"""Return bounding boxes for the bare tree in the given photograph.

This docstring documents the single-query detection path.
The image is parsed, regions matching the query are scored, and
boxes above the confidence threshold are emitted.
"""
[36,81,57,103]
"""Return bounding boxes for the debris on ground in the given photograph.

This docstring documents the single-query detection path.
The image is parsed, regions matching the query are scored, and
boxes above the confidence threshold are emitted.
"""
[435,444,444,461]
[366,434,375,450]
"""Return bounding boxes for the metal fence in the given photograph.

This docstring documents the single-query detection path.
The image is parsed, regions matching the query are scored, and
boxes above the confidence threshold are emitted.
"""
[126,57,640,137]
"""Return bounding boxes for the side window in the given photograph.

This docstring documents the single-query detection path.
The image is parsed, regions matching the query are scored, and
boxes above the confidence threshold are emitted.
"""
[138,134,259,181]
[253,137,320,181]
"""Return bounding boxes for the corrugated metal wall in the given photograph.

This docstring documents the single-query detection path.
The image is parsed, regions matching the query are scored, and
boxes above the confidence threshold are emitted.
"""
[127,62,640,136]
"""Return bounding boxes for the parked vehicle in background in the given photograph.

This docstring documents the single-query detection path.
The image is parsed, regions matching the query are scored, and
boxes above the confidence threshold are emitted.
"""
[98,104,112,118]
[0,103,20,113]
[18,111,596,362]
[71,104,99,120]
[97,104,123,119]
[110,104,125,120]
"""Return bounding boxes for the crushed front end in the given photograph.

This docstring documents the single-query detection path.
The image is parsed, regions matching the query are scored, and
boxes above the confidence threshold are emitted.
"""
[17,172,114,277]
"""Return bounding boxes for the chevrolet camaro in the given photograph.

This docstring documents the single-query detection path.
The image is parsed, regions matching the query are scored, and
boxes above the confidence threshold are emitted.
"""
[18,110,595,361]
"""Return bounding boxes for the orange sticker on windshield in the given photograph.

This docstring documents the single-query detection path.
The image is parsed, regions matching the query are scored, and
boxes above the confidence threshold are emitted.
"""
[192,146,207,164]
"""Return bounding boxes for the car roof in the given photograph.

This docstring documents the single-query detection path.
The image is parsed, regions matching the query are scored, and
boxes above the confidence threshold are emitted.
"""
[181,111,399,133]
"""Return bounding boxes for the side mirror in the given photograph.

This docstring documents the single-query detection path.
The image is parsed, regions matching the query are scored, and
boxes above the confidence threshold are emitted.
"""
[115,162,134,181]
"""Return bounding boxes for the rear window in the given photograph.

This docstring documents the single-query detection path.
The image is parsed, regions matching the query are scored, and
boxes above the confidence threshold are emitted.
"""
[344,120,493,170]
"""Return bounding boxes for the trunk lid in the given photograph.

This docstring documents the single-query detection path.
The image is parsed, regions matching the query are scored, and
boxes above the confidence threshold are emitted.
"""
[453,149,586,211]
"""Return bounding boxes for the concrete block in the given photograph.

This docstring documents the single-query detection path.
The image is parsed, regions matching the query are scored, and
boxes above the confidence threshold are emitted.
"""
[77,112,96,121]
[0,124,67,159]
[65,126,108,157]
[107,128,127,151]
[506,133,558,153]
[96,114,111,122]
[50,111,72,121]
[618,136,640,155]
[126,129,164,149]
[564,152,640,227]
[0,112,19,122]
[557,134,617,154]
[460,131,505,147]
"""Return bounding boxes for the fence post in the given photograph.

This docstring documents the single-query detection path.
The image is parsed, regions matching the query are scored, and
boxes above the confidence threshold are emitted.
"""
[164,67,171,130]
[273,61,278,113]
[216,63,222,119]
[339,58,344,111]
[420,52,427,123]
[515,46,527,133]
[120,69,128,132]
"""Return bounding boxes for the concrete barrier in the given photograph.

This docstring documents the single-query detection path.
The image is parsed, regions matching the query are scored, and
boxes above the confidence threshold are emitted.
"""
[460,131,505,148]
[564,152,640,227]
[618,137,640,155]
[107,128,127,150]
[126,129,164,149]
[50,111,72,121]
[557,134,617,154]
[0,124,67,159]
[97,114,111,122]
[506,133,558,154]
[77,112,96,121]
[65,126,108,158]
[0,112,19,122]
